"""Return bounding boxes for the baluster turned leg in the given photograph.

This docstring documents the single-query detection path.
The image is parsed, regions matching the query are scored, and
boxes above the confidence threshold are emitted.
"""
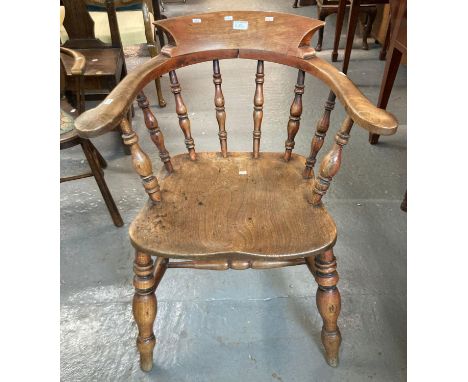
[133,251,157,372]
[306,250,342,367]
[284,70,305,161]
[213,59,228,157]
[252,60,264,159]
[169,70,196,161]
[137,91,173,173]
[303,91,336,178]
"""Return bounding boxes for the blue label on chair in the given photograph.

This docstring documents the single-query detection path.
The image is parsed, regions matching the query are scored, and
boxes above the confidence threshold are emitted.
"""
[233,21,249,30]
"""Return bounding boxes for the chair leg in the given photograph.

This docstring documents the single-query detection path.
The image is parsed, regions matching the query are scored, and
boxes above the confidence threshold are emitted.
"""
[362,9,376,50]
[400,190,407,212]
[81,139,124,227]
[133,251,157,372]
[88,140,107,169]
[316,10,326,52]
[155,77,167,108]
[332,0,347,62]
[306,249,342,367]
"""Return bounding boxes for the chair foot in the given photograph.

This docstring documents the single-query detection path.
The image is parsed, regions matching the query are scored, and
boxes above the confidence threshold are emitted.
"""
[331,52,338,62]
[322,328,341,367]
[133,251,157,372]
[369,133,380,145]
[400,191,407,212]
[315,43,322,52]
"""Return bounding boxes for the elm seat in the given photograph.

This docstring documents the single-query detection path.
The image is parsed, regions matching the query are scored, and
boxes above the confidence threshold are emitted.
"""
[129,152,337,259]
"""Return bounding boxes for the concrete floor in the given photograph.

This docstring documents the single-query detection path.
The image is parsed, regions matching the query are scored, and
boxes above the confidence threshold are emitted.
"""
[60,1,406,381]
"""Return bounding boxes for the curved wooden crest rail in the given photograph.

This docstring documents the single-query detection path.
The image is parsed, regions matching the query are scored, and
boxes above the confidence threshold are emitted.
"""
[75,11,398,374]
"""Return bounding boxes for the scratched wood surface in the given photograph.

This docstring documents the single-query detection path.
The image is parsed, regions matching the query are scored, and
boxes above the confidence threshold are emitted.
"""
[129,152,337,259]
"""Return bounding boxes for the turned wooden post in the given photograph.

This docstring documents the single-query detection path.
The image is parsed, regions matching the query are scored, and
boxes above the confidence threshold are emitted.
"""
[136,91,173,173]
[304,91,336,178]
[213,59,228,157]
[120,117,162,204]
[169,70,196,161]
[306,250,342,367]
[132,251,157,372]
[284,70,305,161]
[309,116,353,205]
[252,60,264,159]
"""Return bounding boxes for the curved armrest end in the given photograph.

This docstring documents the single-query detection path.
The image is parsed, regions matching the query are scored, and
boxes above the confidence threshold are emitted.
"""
[75,54,171,138]
[308,58,398,135]
[60,47,86,75]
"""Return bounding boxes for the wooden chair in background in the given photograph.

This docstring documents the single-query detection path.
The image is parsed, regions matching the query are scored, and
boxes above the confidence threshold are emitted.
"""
[75,11,398,373]
[82,0,167,107]
[331,0,389,71]
[60,47,123,227]
[61,0,128,103]
[315,0,377,52]
[368,0,406,145]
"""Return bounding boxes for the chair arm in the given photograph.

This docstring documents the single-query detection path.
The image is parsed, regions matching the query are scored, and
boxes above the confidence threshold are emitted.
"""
[307,58,398,136]
[60,47,86,75]
[75,54,170,138]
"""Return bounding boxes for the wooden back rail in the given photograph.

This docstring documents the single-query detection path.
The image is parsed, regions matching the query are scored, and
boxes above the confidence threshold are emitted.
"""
[75,11,397,209]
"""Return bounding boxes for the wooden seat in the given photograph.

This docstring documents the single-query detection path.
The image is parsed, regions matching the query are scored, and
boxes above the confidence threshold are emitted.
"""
[61,48,124,95]
[74,11,398,374]
[130,152,336,259]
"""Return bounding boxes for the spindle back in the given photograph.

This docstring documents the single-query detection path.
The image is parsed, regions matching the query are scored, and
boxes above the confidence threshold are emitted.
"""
[75,11,398,206]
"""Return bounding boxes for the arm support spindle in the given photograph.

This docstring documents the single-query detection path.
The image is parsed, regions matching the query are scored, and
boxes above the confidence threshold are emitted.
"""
[304,91,336,178]
[120,117,162,204]
[136,91,173,173]
[309,116,353,205]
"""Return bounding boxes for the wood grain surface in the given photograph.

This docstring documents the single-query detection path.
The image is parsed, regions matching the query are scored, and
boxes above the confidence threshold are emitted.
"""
[129,152,337,259]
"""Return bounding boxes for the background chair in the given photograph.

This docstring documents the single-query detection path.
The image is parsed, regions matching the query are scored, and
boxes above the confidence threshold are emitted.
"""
[77,0,167,107]
[315,0,377,52]
[60,47,123,227]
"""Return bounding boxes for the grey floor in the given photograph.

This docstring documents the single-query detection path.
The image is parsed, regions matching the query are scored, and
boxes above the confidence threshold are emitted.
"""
[60,1,407,381]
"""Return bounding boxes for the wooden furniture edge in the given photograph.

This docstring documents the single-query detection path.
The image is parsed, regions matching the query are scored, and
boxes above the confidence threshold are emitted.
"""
[60,47,86,75]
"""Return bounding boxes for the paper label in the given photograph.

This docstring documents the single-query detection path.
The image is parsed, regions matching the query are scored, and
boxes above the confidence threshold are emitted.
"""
[224,15,233,21]
[233,21,248,30]
[265,16,274,21]
[192,18,201,23]
[239,170,247,175]
[103,99,113,105]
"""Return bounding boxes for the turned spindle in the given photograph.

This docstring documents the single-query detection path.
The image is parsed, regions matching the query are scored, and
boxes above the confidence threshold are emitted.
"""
[136,91,173,173]
[304,91,336,178]
[169,70,196,161]
[309,116,353,205]
[213,59,228,157]
[306,250,342,367]
[252,60,264,159]
[132,251,157,372]
[284,70,305,161]
[120,118,161,204]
